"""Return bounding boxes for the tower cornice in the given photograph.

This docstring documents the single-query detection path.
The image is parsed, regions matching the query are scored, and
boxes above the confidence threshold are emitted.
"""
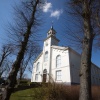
[44,35,59,42]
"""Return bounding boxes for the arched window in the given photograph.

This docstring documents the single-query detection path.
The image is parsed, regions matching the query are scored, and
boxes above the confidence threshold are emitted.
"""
[56,55,61,67]
[43,69,47,74]
[36,62,40,71]
[44,51,48,62]
[35,74,38,81]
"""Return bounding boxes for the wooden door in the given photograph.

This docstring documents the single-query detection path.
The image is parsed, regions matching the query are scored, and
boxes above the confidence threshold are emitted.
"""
[43,74,47,83]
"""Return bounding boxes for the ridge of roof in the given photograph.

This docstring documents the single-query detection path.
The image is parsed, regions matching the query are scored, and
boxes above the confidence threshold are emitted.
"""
[44,35,59,42]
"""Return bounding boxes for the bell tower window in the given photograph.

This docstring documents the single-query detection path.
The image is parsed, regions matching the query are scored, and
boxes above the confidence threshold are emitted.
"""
[44,51,48,62]
[47,25,56,37]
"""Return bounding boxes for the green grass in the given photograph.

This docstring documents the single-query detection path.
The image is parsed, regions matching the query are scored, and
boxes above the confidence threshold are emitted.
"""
[10,88,35,100]
[10,84,100,100]
[10,87,46,100]
[10,81,43,100]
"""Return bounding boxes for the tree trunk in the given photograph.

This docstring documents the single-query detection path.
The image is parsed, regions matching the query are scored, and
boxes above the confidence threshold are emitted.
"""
[19,67,23,81]
[0,54,5,67]
[79,1,94,100]
[1,30,31,100]
[1,1,39,99]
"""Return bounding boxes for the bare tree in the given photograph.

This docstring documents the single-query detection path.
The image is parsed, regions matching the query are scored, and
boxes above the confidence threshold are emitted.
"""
[1,0,44,100]
[65,0,100,100]
[0,60,12,78]
[0,45,13,77]
[18,42,41,82]
[2,61,13,78]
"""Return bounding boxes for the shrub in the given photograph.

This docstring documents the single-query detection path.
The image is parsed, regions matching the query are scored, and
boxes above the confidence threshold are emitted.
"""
[32,83,79,100]
[32,83,100,100]
[92,86,100,100]
[46,83,79,100]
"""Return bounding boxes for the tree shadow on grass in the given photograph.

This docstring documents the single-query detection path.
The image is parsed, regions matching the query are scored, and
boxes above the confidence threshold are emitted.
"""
[13,95,34,97]
[13,83,42,93]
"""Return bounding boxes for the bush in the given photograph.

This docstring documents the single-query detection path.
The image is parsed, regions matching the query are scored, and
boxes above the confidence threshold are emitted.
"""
[92,86,100,100]
[31,83,100,100]
[46,83,79,100]
[32,83,79,100]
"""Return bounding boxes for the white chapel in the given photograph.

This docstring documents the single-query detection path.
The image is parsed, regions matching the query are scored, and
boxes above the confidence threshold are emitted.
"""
[31,26,100,85]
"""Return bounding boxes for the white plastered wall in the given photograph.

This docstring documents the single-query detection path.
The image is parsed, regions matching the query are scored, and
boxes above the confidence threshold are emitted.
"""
[31,54,43,82]
[51,48,71,85]
[69,49,80,84]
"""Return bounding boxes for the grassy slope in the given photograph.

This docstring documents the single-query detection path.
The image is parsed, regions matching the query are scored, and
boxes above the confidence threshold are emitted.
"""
[10,88,35,100]
[10,85,100,100]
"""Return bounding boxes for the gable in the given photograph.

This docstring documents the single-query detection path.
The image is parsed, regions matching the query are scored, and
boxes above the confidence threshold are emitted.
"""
[34,51,43,63]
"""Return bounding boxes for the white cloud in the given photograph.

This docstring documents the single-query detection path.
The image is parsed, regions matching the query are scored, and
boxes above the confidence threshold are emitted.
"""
[41,2,63,19]
[50,9,63,19]
[42,2,52,13]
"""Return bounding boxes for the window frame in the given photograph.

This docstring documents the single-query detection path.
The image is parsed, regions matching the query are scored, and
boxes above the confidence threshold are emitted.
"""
[35,74,38,81]
[44,51,48,62]
[56,55,61,68]
[56,70,62,81]
[36,62,40,72]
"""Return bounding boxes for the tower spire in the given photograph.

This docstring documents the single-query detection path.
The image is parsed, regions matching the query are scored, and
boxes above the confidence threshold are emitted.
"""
[51,21,53,29]
[47,22,56,37]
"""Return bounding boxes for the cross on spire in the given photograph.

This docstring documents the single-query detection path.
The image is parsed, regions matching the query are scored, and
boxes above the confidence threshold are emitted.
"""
[51,21,53,29]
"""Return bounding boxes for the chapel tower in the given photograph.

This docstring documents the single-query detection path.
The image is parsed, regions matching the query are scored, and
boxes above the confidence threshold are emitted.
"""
[42,25,59,82]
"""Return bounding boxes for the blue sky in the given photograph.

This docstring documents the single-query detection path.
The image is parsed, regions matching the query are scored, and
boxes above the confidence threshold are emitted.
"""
[0,0,100,77]
[41,0,100,67]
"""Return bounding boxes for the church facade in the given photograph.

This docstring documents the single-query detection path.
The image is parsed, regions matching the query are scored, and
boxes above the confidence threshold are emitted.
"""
[31,26,100,85]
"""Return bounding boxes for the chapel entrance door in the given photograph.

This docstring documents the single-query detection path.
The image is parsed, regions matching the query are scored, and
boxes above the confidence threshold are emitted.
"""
[42,69,47,83]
